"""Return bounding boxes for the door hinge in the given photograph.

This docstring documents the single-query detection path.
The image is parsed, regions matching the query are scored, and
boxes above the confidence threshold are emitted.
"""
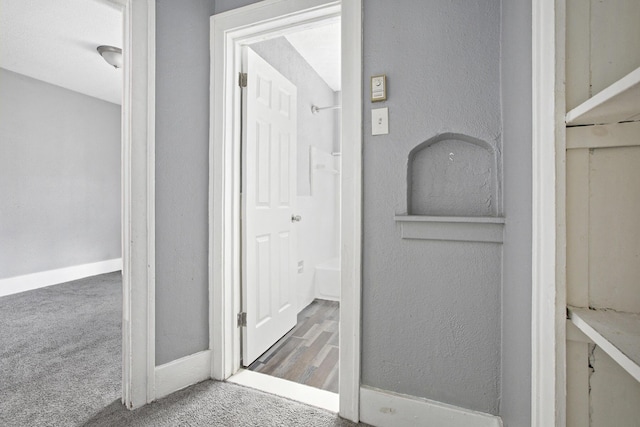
[239,72,248,88]
[237,312,247,327]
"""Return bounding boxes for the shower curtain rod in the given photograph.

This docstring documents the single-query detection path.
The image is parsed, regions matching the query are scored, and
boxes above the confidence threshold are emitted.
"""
[311,104,342,114]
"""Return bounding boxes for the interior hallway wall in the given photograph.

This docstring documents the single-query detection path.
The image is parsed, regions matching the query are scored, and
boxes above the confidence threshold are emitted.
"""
[155,0,215,365]
[500,0,533,425]
[361,1,502,414]
[0,68,121,281]
[215,0,257,14]
[213,0,532,421]
[250,37,340,311]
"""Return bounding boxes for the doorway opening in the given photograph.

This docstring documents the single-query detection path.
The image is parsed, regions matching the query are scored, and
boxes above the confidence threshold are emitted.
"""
[232,18,341,410]
[210,0,362,420]
[0,0,129,419]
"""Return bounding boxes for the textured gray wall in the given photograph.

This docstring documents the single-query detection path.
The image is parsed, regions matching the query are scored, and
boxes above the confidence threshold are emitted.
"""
[409,135,498,217]
[155,0,215,365]
[362,1,502,413]
[0,68,121,280]
[500,0,533,425]
[215,0,258,14]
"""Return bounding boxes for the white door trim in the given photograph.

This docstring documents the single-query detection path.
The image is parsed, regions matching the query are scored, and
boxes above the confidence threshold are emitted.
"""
[531,0,566,425]
[209,0,363,422]
[339,1,363,420]
[121,0,156,409]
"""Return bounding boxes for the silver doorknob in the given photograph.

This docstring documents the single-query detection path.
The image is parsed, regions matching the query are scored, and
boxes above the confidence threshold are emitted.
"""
[291,215,302,222]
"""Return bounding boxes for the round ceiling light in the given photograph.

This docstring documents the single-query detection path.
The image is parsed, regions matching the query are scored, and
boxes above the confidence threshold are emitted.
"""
[97,45,123,69]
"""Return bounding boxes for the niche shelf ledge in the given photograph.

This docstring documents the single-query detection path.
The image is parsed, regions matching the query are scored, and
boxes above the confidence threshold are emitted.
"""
[394,216,504,243]
[568,306,640,383]
[566,66,640,126]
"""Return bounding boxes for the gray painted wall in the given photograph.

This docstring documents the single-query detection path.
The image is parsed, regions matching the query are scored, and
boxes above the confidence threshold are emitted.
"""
[155,0,215,365]
[212,0,532,421]
[408,135,499,217]
[362,1,502,414]
[0,68,121,280]
[500,0,533,425]
[214,0,257,14]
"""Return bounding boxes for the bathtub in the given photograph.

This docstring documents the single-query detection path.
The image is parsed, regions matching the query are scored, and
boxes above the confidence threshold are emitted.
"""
[314,257,340,301]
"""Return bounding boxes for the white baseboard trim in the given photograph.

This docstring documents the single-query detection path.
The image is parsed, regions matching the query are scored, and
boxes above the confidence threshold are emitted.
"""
[360,386,502,427]
[315,293,340,302]
[155,350,212,400]
[228,369,339,413]
[0,258,123,297]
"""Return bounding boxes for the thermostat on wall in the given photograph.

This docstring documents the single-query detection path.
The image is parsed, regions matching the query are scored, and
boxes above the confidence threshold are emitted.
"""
[371,74,386,102]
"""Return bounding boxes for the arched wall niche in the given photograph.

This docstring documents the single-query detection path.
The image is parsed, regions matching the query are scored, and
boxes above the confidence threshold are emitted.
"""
[407,133,500,217]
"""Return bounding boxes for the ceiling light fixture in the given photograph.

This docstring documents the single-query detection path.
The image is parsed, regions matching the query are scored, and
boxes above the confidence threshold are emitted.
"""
[97,45,123,69]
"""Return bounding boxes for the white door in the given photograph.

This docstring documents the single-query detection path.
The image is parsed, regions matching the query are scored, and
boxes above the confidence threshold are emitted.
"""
[241,47,298,366]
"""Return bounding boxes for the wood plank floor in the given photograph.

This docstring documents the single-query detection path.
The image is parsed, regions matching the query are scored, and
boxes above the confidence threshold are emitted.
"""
[247,299,339,393]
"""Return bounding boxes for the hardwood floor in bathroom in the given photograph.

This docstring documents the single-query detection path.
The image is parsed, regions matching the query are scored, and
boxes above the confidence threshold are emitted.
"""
[247,299,339,393]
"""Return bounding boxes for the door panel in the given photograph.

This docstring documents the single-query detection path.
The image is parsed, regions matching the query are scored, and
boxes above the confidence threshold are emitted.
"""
[242,47,298,366]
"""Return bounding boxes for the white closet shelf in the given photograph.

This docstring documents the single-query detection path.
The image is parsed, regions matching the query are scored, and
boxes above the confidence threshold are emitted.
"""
[568,306,640,382]
[566,66,640,126]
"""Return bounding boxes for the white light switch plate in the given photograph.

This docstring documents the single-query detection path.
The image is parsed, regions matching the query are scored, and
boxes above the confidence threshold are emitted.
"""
[372,107,389,135]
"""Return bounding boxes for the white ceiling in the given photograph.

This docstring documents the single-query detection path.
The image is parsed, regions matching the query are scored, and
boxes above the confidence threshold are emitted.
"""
[0,2,340,104]
[0,0,123,105]
[285,21,341,91]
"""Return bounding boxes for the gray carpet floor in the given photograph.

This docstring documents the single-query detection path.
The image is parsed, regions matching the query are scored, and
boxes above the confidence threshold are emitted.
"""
[0,272,364,426]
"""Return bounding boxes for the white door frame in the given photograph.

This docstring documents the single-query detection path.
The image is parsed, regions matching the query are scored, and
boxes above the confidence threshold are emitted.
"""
[209,0,363,422]
[115,0,157,410]
[531,0,567,425]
